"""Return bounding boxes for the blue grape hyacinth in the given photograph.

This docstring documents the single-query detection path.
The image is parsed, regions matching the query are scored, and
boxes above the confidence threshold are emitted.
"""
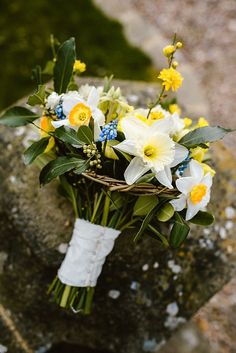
[55,104,66,120]
[178,153,191,176]
[99,119,118,142]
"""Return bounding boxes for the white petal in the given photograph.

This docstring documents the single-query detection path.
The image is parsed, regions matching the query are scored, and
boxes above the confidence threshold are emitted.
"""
[62,93,82,116]
[92,108,105,125]
[171,113,185,134]
[94,121,102,141]
[124,157,149,185]
[186,200,201,220]
[170,143,188,167]
[151,117,172,134]
[170,194,187,211]
[202,172,212,188]
[176,176,199,195]
[51,119,70,129]
[121,116,149,140]
[87,86,100,107]
[46,92,61,110]
[189,160,204,180]
[155,166,173,189]
[114,140,139,156]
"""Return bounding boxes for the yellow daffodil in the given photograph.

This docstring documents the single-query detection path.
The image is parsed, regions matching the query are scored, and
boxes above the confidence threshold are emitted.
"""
[200,162,216,177]
[183,117,192,128]
[40,116,55,152]
[158,67,183,92]
[190,146,208,163]
[169,104,181,116]
[197,117,209,127]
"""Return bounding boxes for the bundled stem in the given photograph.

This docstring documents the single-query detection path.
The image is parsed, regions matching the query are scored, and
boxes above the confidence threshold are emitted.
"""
[48,179,131,314]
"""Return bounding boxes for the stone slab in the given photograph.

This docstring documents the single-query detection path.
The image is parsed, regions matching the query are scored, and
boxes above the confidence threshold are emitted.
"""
[0,79,236,353]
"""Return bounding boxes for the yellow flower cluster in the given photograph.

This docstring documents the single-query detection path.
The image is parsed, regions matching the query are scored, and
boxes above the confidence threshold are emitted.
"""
[158,67,183,91]
[73,60,86,73]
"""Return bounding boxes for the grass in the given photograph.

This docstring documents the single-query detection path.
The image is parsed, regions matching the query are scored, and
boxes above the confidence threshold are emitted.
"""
[0,0,154,110]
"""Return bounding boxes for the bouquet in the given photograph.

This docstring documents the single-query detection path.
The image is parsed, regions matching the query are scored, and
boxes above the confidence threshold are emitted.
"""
[0,36,233,314]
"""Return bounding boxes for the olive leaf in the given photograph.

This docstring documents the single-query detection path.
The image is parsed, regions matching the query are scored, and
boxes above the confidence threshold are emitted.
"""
[23,137,50,165]
[179,126,233,148]
[0,107,39,127]
[54,37,76,94]
[40,156,85,185]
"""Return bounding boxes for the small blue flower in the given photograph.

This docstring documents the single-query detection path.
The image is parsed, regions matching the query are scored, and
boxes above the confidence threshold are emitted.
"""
[55,104,66,120]
[178,153,191,176]
[99,119,118,142]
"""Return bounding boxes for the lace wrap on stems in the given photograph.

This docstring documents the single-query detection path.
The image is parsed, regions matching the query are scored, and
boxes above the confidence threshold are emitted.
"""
[58,219,120,287]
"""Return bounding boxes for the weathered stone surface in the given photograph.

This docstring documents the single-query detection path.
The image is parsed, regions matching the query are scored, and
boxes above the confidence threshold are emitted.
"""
[0,79,236,353]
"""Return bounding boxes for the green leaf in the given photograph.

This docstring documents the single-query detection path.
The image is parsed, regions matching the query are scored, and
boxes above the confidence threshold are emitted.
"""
[179,126,233,148]
[32,65,42,85]
[110,192,124,211]
[156,203,175,222]
[133,195,159,216]
[77,125,93,145]
[42,60,55,76]
[73,161,89,175]
[103,75,114,92]
[170,212,190,248]
[54,126,84,145]
[189,211,214,226]
[0,107,39,127]
[110,140,132,162]
[133,200,166,242]
[39,156,84,185]
[27,85,46,106]
[147,225,169,247]
[23,137,50,165]
[136,173,155,184]
[54,37,76,94]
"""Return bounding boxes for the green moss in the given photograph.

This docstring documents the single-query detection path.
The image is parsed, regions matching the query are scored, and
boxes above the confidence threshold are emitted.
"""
[0,0,153,110]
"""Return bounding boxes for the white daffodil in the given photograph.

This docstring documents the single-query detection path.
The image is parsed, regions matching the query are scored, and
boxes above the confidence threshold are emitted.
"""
[170,160,212,220]
[51,87,105,140]
[114,116,188,188]
[78,84,103,101]
[46,92,63,111]
[128,105,185,137]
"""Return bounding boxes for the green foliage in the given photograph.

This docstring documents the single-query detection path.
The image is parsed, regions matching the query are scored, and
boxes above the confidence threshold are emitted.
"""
[27,84,46,106]
[77,125,93,144]
[54,37,76,94]
[156,203,174,222]
[54,126,84,145]
[136,173,155,183]
[170,212,190,248]
[179,126,233,148]
[0,0,152,110]
[23,137,50,165]
[189,211,214,226]
[39,156,86,185]
[110,192,123,211]
[133,195,158,216]
[0,106,39,127]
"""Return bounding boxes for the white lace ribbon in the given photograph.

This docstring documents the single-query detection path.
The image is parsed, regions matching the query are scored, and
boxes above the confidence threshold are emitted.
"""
[58,219,120,287]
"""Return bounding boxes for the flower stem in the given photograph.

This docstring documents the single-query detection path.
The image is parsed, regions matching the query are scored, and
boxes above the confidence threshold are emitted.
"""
[101,191,111,226]
[60,285,71,308]
[91,191,104,223]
